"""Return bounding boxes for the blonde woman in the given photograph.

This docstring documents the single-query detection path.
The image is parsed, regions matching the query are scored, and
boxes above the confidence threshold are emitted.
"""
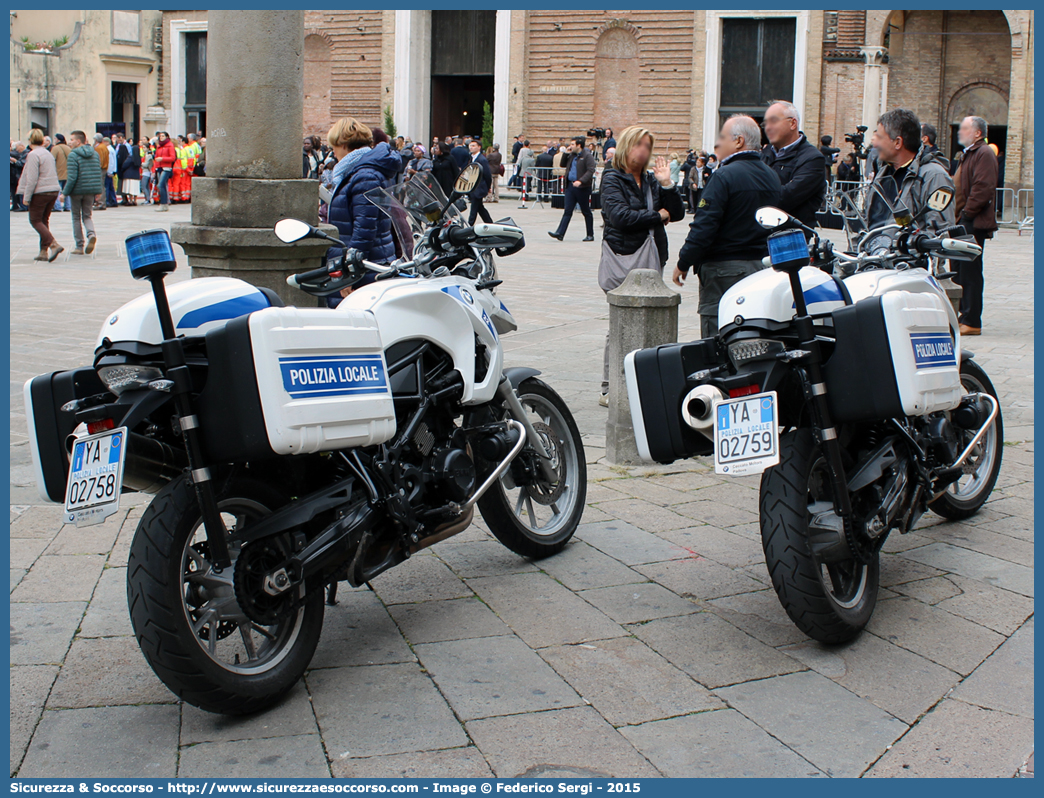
[596,125,684,404]
[323,117,402,305]
[669,151,681,185]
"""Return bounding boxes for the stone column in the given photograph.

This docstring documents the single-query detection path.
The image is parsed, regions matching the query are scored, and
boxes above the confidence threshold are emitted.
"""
[605,269,681,465]
[860,47,888,132]
[171,10,332,306]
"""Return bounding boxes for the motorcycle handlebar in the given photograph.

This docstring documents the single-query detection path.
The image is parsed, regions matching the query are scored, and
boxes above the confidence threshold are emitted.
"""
[442,226,478,248]
[287,264,334,288]
[908,234,981,257]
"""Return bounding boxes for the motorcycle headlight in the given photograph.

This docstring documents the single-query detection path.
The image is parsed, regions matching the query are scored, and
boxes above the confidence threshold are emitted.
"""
[98,365,164,395]
[728,339,783,365]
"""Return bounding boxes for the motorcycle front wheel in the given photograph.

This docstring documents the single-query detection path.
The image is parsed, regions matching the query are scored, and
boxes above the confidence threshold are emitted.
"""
[127,475,324,715]
[760,428,879,644]
[478,377,587,558]
[928,358,1003,520]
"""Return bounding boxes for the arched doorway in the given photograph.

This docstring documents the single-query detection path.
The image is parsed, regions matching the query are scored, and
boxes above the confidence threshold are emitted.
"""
[593,24,639,132]
[947,83,1009,186]
[883,10,1011,156]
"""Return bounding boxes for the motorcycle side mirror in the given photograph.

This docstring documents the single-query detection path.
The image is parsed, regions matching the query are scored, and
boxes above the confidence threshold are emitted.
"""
[274,218,315,243]
[926,186,954,212]
[755,207,790,230]
[453,163,481,196]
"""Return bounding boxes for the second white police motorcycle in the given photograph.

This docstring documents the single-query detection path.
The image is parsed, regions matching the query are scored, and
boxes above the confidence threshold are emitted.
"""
[626,178,1002,643]
[24,166,586,713]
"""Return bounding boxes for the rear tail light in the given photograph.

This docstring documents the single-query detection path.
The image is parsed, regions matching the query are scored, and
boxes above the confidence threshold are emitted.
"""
[87,419,115,435]
[728,385,760,399]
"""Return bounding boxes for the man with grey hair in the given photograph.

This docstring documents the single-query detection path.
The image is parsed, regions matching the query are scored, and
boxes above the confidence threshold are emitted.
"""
[868,107,954,232]
[953,115,998,335]
[760,99,825,232]
[674,115,782,337]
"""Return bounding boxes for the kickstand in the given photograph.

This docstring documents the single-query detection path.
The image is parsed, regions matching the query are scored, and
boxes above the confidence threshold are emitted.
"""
[326,583,339,606]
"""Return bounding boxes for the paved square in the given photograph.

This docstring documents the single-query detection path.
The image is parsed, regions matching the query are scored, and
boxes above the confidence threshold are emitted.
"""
[9,200,1034,776]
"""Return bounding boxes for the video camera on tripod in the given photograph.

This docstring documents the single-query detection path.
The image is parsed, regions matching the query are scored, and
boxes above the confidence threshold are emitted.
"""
[844,125,869,160]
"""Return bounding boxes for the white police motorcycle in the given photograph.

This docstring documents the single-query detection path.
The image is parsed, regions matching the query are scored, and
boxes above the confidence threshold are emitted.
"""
[24,165,586,714]
[626,178,1001,643]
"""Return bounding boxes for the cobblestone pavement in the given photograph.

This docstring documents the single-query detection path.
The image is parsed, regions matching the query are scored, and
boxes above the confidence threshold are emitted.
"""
[9,197,1033,778]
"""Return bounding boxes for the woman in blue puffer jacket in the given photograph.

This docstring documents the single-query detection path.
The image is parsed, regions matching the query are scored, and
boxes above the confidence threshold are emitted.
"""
[325,117,403,306]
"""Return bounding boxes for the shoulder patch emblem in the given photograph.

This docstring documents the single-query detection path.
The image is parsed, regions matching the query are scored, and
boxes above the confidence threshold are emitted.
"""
[698,199,708,208]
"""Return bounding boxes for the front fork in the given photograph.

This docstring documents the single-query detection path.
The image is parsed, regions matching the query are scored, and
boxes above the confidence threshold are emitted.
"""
[150,275,232,570]
[495,378,560,485]
[785,275,858,550]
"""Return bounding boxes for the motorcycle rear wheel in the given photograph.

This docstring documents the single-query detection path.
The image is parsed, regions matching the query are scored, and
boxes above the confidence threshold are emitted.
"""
[478,378,586,558]
[760,428,879,644]
[928,359,1003,520]
[127,475,324,715]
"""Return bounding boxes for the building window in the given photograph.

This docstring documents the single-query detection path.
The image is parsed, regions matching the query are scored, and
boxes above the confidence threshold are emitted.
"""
[719,17,796,134]
[185,31,207,135]
[112,11,141,45]
[111,82,139,141]
[29,106,51,135]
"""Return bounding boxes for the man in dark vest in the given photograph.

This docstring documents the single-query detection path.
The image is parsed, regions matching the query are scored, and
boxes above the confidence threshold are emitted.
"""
[548,136,596,241]
[760,100,826,233]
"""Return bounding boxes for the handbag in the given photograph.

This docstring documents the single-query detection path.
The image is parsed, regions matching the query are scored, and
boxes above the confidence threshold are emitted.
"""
[598,176,662,292]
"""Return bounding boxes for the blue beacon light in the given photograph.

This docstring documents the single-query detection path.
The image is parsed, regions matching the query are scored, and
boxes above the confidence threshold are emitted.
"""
[766,228,809,273]
[125,229,178,281]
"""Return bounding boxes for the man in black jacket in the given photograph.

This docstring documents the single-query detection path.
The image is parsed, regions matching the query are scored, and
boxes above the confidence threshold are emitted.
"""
[450,137,470,171]
[675,115,782,337]
[549,136,596,241]
[509,134,524,187]
[465,139,493,224]
[760,100,825,232]
[819,135,840,184]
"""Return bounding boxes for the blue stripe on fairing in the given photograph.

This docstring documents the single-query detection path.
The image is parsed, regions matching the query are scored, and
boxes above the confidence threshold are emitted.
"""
[792,281,844,308]
[177,293,271,329]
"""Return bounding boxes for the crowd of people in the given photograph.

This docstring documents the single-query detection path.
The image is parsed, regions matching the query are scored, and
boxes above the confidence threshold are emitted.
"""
[491,105,1001,403]
[11,105,1002,367]
[10,128,205,258]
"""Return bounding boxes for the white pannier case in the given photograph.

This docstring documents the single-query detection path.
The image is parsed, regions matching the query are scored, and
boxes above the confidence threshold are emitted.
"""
[248,307,397,455]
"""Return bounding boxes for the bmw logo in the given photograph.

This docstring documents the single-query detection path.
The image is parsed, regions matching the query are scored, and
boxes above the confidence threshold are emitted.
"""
[109,315,119,325]
[736,296,745,305]
[460,288,474,305]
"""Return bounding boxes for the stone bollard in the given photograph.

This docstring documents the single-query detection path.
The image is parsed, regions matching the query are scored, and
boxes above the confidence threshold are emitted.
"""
[605,269,681,464]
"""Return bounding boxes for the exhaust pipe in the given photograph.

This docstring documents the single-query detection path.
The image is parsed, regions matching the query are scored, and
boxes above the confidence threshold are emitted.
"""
[681,385,728,440]
[66,430,188,494]
[410,507,475,554]
[123,433,189,494]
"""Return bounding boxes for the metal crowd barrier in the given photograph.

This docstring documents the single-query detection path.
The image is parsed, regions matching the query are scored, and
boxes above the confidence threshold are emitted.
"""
[514,167,567,208]
[995,187,1016,224]
[1016,188,1033,236]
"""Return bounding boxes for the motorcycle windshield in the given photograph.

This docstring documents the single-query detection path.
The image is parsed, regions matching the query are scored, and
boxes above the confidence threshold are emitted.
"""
[364,173,460,260]
[838,185,871,245]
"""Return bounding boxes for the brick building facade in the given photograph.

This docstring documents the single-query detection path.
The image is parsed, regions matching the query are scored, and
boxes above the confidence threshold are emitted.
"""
[155,9,1033,189]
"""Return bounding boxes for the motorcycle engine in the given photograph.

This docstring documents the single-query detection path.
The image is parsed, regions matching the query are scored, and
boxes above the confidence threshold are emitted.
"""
[409,423,476,504]
[924,415,960,466]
